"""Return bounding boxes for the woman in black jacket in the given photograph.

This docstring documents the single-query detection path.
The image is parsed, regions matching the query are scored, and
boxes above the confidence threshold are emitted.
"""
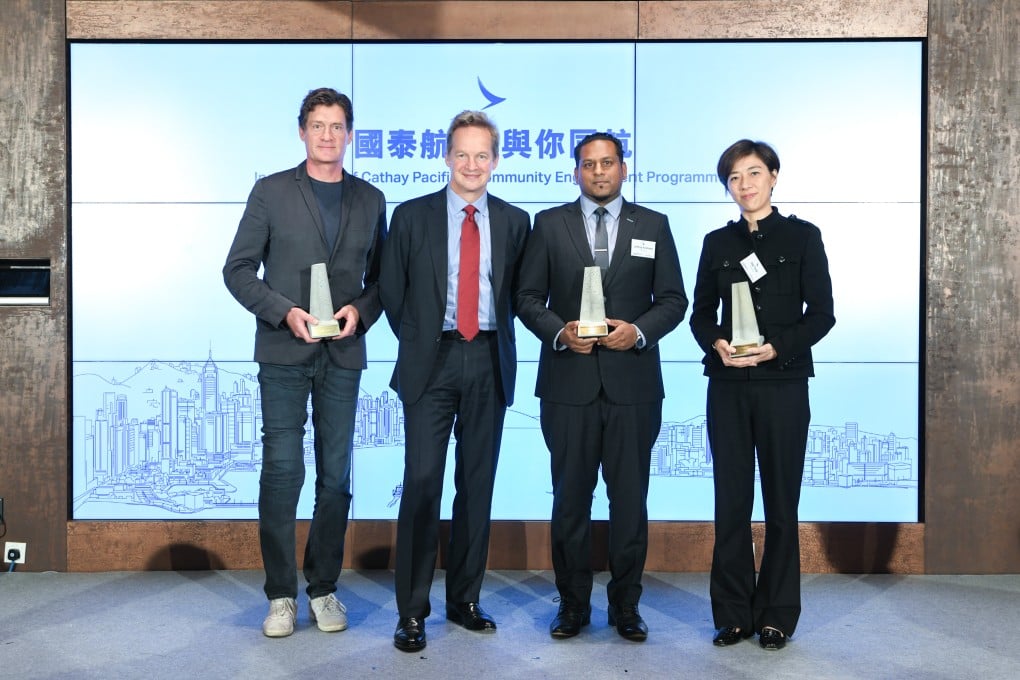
[690,139,835,651]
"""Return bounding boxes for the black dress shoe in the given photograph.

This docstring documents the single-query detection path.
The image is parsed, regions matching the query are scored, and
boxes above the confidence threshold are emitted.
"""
[549,603,591,639]
[713,626,753,647]
[607,603,648,642]
[445,602,497,632]
[759,626,787,651]
[393,617,426,652]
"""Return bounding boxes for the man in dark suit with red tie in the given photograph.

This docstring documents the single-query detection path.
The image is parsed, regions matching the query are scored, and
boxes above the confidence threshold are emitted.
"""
[379,110,530,652]
[516,132,688,642]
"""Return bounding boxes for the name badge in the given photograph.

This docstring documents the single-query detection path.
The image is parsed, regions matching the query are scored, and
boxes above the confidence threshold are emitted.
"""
[740,253,767,283]
[631,239,656,259]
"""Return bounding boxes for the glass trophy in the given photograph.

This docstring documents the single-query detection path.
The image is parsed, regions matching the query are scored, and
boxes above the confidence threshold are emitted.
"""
[577,266,609,338]
[307,262,341,338]
[730,281,764,357]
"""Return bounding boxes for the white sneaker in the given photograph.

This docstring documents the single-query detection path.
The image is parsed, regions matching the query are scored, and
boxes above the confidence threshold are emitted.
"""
[262,597,297,638]
[309,593,349,632]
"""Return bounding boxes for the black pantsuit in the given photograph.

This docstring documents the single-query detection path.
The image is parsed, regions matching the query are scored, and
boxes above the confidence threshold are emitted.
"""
[690,207,834,638]
[707,378,810,635]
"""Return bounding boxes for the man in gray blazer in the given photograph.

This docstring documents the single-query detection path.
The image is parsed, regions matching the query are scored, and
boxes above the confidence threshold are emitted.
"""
[516,132,688,642]
[223,88,387,638]
[380,111,530,652]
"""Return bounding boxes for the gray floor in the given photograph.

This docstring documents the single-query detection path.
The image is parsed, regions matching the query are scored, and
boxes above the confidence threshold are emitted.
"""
[1,569,1018,679]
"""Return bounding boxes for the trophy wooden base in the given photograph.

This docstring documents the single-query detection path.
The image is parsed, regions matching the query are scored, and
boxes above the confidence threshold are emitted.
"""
[308,320,342,339]
[730,342,761,358]
[577,322,608,338]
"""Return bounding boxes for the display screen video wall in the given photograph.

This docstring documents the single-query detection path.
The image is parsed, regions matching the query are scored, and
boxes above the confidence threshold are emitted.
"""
[70,41,923,521]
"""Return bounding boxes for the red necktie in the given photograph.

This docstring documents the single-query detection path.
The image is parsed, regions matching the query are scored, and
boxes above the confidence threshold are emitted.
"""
[457,205,480,341]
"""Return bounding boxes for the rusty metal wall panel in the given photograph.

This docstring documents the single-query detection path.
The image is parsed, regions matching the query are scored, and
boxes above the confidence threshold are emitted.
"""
[640,0,927,39]
[67,0,352,39]
[0,0,68,572]
[67,0,928,42]
[926,0,1020,573]
[352,1,638,40]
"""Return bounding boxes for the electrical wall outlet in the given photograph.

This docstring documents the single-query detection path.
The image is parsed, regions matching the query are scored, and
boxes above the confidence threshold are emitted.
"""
[4,541,26,564]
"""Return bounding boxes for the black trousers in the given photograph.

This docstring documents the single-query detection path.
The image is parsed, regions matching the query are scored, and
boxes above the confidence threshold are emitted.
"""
[541,393,661,609]
[707,378,810,636]
[394,333,505,618]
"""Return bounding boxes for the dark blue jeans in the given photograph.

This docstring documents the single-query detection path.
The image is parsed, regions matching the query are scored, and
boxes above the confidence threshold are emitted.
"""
[257,352,360,600]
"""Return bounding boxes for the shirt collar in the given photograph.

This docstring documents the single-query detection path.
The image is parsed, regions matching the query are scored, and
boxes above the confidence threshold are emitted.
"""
[447,186,489,218]
[734,206,780,232]
[580,195,623,221]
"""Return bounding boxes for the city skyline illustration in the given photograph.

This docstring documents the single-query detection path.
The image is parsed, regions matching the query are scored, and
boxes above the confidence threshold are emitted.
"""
[72,355,918,522]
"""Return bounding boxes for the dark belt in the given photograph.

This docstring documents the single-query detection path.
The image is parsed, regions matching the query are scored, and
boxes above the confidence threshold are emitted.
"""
[441,329,496,341]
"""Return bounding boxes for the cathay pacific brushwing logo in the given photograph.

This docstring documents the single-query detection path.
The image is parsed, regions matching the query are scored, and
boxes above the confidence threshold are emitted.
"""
[477,77,505,109]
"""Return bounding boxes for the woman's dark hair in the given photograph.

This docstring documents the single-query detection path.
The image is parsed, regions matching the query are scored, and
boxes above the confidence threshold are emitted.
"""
[716,139,780,187]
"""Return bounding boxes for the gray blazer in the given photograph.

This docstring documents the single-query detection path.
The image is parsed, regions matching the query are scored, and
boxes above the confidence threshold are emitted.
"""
[223,162,387,368]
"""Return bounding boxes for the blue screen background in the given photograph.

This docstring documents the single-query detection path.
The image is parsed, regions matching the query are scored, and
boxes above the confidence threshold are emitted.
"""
[70,41,922,521]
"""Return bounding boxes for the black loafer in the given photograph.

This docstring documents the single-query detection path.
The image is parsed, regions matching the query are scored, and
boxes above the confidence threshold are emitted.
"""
[549,603,591,639]
[759,626,787,651]
[713,626,753,646]
[393,617,427,652]
[607,603,648,642]
[445,601,497,632]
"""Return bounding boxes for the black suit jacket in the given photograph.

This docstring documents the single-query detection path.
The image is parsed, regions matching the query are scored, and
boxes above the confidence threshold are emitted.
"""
[379,189,530,406]
[223,162,387,368]
[515,199,688,405]
[689,208,834,379]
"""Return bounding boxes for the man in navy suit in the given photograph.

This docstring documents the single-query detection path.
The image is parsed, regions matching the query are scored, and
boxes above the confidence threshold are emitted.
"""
[223,88,387,638]
[380,111,530,652]
[516,132,688,642]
